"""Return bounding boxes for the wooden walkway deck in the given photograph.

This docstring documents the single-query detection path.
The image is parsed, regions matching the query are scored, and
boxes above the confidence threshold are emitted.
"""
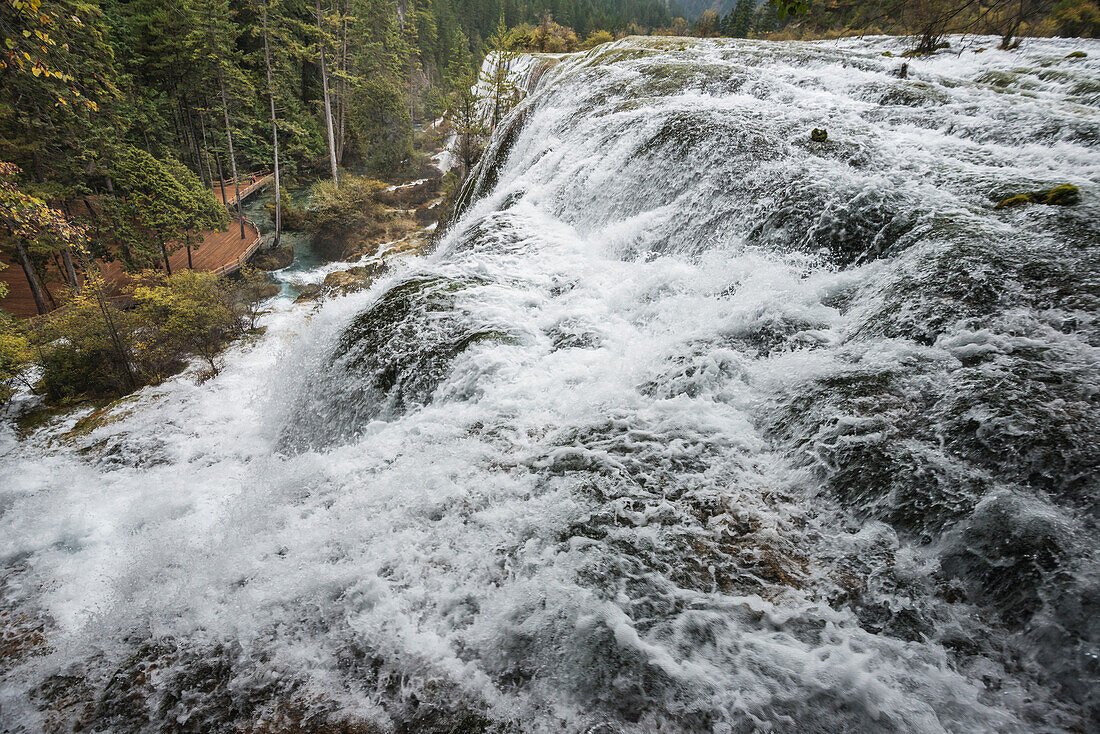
[2,171,272,318]
[0,218,262,318]
[213,173,273,206]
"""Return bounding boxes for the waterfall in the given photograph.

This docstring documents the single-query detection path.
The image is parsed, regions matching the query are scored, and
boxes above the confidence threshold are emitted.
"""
[2,35,1098,733]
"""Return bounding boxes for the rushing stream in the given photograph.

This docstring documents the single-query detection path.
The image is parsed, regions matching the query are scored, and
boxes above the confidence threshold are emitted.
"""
[2,36,1099,733]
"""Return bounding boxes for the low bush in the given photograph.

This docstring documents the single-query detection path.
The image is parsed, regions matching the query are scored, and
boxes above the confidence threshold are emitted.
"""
[15,267,278,405]
[0,312,31,405]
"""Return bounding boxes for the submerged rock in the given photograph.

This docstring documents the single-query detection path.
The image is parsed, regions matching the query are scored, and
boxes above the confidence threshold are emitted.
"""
[1065,51,1087,59]
[994,183,1080,209]
[278,275,513,452]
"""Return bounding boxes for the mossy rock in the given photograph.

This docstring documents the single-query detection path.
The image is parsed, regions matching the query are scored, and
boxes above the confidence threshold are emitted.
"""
[881,50,893,57]
[321,263,387,296]
[1070,79,1100,98]
[878,81,948,107]
[65,398,136,439]
[1042,184,1080,205]
[15,397,122,439]
[1065,51,1087,59]
[976,70,1020,88]
[15,403,76,437]
[995,194,1033,209]
[994,184,1079,209]
[293,283,322,303]
[810,128,828,143]
[250,244,295,271]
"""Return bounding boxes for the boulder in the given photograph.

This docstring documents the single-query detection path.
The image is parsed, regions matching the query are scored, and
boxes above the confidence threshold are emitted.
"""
[810,128,828,143]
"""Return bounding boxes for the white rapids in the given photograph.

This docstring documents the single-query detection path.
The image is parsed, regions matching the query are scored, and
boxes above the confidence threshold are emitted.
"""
[1,36,1099,733]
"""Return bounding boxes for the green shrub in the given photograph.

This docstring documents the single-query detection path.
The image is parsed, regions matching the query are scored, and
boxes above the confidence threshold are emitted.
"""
[0,312,31,404]
[306,175,389,255]
[35,283,139,401]
[131,270,242,377]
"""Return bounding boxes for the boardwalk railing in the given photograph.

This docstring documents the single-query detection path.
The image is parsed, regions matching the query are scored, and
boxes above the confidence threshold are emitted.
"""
[211,170,271,190]
[213,171,273,206]
[212,217,264,276]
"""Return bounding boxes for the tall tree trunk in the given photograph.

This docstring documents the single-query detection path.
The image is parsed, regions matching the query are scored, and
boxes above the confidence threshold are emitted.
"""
[57,203,81,289]
[175,96,199,175]
[213,145,229,208]
[263,0,282,247]
[336,6,347,164]
[14,240,48,315]
[86,268,137,390]
[316,0,339,186]
[199,112,217,192]
[186,232,194,269]
[36,258,57,308]
[184,98,208,187]
[31,149,44,183]
[214,33,247,239]
[61,249,80,289]
[160,238,173,275]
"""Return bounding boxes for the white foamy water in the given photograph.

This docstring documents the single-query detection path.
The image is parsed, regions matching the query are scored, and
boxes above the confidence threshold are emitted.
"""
[2,36,1098,733]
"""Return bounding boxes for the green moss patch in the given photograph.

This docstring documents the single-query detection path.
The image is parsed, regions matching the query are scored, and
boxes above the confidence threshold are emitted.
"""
[994,183,1080,209]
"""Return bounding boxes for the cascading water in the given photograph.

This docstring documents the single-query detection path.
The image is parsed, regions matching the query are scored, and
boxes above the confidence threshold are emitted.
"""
[2,36,1098,733]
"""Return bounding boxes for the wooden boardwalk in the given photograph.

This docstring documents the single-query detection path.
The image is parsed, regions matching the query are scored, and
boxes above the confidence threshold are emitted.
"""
[1,217,262,318]
[2,172,272,318]
[213,172,273,206]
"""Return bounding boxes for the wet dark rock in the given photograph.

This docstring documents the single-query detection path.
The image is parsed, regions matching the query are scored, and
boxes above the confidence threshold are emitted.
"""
[1065,51,1087,59]
[940,493,1070,626]
[279,276,512,452]
[810,128,828,142]
[749,178,916,267]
